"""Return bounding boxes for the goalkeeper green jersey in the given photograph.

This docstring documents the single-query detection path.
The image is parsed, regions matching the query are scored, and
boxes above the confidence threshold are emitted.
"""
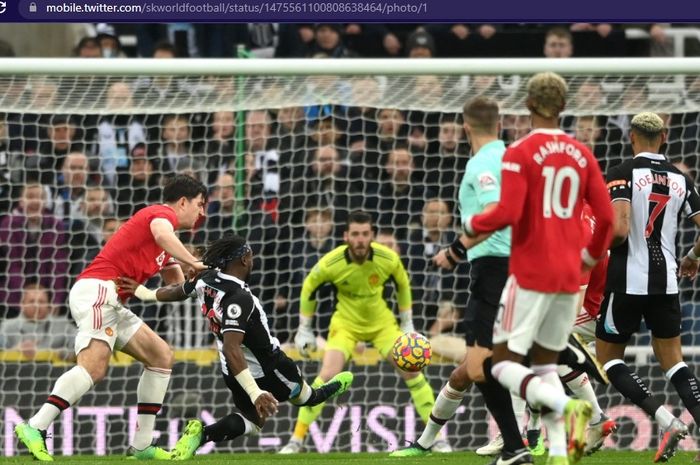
[300,242,412,329]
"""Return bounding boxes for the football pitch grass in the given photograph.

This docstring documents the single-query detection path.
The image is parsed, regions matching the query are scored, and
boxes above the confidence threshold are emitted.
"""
[1,451,698,465]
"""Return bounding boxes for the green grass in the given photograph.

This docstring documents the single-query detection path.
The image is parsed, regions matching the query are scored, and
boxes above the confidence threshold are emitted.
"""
[1,451,698,465]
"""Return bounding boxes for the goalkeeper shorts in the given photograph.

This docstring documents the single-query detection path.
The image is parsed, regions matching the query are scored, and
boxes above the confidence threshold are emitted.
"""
[326,314,403,360]
[69,278,144,354]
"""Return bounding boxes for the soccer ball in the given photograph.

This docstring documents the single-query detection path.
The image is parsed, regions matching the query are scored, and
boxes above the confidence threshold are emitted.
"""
[392,332,432,372]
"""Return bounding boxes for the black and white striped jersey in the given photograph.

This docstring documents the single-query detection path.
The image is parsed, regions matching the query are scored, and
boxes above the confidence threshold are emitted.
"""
[187,269,280,376]
[606,152,700,295]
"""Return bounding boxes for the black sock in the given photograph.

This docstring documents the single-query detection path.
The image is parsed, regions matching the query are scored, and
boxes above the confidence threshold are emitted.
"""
[670,366,700,425]
[606,362,662,417]
[202,413,247,443]
[479,357,525,453]
[303,381,340,406]
[558,347,577,367]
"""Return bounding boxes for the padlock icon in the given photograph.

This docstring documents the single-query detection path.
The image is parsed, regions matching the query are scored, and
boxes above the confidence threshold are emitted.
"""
[29,2,37,12]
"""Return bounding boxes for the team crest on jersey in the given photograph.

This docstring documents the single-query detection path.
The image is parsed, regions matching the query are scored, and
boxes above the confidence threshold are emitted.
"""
[105,327,113,337]
[369,274,380,286]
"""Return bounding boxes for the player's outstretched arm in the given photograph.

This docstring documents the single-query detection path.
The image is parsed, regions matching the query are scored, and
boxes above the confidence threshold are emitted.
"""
[115,277,193,302]
[392,256,415,333]
[222,331,279,419]
[150,218,206,272]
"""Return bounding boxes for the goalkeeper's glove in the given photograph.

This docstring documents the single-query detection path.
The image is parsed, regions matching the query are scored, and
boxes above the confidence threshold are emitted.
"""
[399,310,415,334]
[294,315,317,358]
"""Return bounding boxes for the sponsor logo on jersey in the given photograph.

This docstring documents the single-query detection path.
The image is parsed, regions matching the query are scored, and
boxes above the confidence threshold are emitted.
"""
[502,162,521,173]
[155,251,166,267]
[606,179,627,189]
[478,172,498,190]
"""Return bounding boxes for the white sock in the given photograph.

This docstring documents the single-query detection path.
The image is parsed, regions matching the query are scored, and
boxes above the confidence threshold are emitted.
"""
[492,361,570,415]
[511,394,527,433]
[558,365,603,423]
[416,383,465,449]
[30,365,94,430]
[527,405,541,431]
[535,365,568,457]
[655,406,676,430]
[132,367,172,450]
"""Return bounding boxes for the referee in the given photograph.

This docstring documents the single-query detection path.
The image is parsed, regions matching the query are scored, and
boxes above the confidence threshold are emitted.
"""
[596,112,700,463]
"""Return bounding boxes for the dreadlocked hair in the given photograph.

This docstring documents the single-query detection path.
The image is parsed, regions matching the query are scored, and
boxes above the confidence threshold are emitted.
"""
[202,234,247,269]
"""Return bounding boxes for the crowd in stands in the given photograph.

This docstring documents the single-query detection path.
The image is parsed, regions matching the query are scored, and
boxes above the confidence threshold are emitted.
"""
[1,23,700,358]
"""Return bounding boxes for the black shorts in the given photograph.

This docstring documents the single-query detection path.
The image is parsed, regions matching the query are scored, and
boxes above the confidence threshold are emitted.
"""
[462,256,509,349]
[222,349,304,423]
[595,292,682,343]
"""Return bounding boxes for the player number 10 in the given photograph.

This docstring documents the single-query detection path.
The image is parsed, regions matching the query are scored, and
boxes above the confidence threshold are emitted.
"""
[542,166,580,219]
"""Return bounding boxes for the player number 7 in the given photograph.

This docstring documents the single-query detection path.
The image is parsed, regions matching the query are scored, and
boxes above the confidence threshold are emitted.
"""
[645,192,671,238]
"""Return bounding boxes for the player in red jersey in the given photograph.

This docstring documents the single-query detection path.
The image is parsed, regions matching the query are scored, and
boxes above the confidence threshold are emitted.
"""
[562,204,616,456]
[463,72,614,465]
[15,175,207,461]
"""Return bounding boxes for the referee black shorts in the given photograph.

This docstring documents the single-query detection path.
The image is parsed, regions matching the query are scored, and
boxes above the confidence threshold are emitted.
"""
[222,349,304,422]
[595,292,682,344]
[462,256,509,349]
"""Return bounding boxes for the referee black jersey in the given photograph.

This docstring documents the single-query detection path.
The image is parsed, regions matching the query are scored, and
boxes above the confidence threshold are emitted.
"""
[606,152,700,295]
[185,269,280,377]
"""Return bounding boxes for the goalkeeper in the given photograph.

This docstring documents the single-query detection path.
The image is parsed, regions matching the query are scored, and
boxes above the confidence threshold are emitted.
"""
[279,210,449,454]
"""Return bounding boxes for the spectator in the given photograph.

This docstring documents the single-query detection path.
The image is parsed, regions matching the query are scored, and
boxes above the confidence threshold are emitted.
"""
[244,110,282,222]
[372,147,433,240]
[100,217,121,245]
[406,199,467,335]
[203,110,236,184]
[0,283,74,360]
[0,114,23,213]
[33,114,82,186]
[95,82,147,186]
[375,228,403,254]
[543,26,573,58]
[571,79,605,113]
[152,114,205,184]
[276,208,336,342]
[406,29,436,58]
[53,151,89,221]
[115,142,161,217]
[285,144,362,239]
[308,24,355,58]
[502,114,531,144]
[74,36,101,58]
[68,184,113,275]
[415,116,468,210]
[0,182,69,317]
[95,23,124,58]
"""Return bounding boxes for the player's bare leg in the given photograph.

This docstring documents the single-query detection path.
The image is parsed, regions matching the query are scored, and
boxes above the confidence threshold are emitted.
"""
[120,324,174,459]
[15,339,107,461]
[280,349,346,453]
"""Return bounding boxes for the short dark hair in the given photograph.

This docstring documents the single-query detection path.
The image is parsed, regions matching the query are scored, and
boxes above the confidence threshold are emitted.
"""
[346,210,373,228]
[463,97,500,134]
[162,175,207,203]
[202,234,248,269]
[546,26,572,42]
[153,40,177,57]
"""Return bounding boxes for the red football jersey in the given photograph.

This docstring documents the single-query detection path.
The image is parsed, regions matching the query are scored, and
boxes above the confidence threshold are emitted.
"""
[78,205,180,300]
[468,129,613,293]
[579,202,608,317]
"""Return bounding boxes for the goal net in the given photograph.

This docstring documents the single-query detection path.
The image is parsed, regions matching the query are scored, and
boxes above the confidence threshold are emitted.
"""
[1,58,700,456]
